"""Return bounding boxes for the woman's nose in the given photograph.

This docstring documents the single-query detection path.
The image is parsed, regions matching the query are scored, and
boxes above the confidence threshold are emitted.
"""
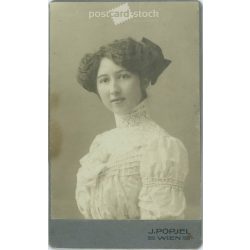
[109,78,120,94]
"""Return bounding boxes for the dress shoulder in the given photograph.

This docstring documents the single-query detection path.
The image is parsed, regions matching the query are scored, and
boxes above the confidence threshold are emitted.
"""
[79,132,110,166]
[140,128,189,182]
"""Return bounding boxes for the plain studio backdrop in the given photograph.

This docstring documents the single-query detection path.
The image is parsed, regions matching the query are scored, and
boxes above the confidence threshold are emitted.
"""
[49,2,201,219]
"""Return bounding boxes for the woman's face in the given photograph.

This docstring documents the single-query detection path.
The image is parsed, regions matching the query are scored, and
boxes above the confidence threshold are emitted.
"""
[96,57,144,115]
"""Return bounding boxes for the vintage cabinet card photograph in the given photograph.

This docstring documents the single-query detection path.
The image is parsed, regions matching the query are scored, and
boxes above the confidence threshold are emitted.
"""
[49,0,202,248]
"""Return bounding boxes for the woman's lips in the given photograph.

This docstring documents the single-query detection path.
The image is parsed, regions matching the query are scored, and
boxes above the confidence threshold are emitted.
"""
[110,98,125,104]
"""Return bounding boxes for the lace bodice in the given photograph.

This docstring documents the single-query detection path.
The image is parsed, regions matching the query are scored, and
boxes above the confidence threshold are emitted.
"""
[76,99,189,219]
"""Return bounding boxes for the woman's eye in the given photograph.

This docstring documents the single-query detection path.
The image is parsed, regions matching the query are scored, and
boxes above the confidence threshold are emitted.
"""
[99,77,109,84]
[119,73,130,79]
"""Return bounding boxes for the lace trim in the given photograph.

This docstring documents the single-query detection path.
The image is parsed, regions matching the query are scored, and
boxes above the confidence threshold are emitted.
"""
[99,165,140,177]
[114,99,151,128]
[142,177,184,188]
[109,152,142,167]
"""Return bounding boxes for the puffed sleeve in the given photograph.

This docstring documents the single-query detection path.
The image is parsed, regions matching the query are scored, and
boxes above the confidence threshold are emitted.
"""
[138,136,189,219]
[75,135,109,218]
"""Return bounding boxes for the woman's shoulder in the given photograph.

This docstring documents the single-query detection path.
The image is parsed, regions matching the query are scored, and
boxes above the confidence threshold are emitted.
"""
[89,128,118,146]
[142,125,189,177]
[147,123,187,153]
[93,128,117,140]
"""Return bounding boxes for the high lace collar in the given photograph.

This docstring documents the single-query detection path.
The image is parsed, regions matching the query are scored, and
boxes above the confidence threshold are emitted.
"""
[114,99,151,128]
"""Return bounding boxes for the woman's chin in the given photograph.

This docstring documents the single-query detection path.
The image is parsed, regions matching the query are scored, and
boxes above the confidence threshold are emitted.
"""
[111,107,131,115]
[113,109,129,115]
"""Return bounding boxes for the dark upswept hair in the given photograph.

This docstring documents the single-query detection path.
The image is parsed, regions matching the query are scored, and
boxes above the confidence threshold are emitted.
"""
[77,37,171,94]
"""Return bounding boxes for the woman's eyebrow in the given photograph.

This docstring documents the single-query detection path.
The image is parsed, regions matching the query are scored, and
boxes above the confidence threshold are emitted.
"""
[115,69,128,74]
[97,74,108,79]
[98,70,128,79]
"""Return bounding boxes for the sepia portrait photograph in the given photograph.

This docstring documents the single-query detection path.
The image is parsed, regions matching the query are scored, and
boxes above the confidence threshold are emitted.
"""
[49,1,201,246]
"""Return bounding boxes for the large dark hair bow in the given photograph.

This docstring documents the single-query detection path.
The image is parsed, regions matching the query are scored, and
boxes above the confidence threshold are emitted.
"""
[141,37,171,85]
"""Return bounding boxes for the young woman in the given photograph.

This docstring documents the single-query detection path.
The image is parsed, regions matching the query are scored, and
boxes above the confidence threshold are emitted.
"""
[75,37,189,220]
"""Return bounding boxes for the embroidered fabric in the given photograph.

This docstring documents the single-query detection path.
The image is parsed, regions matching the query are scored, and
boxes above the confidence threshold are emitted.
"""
[76,99,189,219]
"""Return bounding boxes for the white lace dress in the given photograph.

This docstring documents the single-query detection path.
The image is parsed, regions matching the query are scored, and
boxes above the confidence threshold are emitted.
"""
[75,100,189,219]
